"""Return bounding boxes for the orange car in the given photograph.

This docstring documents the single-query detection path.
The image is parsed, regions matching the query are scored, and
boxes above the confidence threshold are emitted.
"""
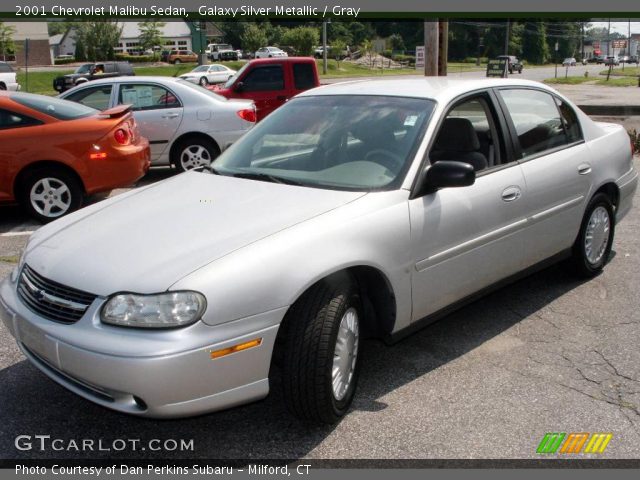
[0,92,150,222]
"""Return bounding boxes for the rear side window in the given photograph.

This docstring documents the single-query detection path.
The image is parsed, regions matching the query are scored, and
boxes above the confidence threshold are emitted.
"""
[0,108,41,129]
[555,97,583,144]
[499,89,567,158]
[118,83,181,110]
[0,62,13,73]
[12,94,97,120]
[293,63,315,90]
[242,66,284,92]
[64,85,112,111]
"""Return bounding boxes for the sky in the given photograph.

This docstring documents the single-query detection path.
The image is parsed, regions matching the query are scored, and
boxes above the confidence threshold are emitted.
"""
[590,20,639,36]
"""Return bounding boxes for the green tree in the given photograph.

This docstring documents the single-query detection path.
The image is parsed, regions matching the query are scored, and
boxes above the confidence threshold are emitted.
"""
[74,35,87,61]
[78,21,122,61]
[241,23,267,56]
[330,39,347,68]
[522,21,549,64]
[138,21,165,57]
[0,22,16,60]
[388,33,405,52]
[282,26,319,56]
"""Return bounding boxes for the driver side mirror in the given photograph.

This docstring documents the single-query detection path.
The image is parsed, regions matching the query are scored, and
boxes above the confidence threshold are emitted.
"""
[417,161,475,196]
[234,81,244,92]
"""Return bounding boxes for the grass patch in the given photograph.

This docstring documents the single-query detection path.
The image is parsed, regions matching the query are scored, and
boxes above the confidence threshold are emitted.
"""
[0,255,19,264]
[319,59,417,78]
[595,76,640,87]
[543,76,595,85]
[598,66,640,77]
[17,69,73,96]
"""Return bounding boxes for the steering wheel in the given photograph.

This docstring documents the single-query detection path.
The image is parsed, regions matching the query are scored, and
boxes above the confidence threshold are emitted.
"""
[364,149,404,171]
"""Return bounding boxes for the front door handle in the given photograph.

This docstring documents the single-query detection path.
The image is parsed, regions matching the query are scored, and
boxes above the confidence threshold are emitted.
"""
[578,164,592,175]
[501,186,522,202]
[162,113,180,119]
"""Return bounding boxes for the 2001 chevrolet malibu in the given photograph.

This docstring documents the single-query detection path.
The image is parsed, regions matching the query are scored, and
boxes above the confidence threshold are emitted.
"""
[1,78,638,423]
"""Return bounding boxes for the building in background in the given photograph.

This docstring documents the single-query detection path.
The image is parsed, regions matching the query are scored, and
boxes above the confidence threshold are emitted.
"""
[49,27,78,59]
[2,21,51,66]
[116,21,193,54]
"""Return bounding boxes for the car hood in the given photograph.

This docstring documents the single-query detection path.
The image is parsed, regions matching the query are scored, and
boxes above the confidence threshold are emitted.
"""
[24,172,366,296]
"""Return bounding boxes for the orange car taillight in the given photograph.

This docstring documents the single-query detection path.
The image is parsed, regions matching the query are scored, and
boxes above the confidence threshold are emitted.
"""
[89,152,108,160]
[237,108,257,123]
[114,128,130,145]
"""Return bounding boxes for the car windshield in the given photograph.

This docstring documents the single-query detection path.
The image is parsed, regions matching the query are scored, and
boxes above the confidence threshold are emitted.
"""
[75,64,93,74]
[224,62,250,88]
[214,95,435,191]
[12,93,97,120]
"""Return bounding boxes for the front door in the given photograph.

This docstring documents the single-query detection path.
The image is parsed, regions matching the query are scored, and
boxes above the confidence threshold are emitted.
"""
[410,92,529,320]
[236,64,287,120]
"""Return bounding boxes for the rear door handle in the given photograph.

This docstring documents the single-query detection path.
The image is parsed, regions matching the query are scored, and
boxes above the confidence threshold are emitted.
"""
[578,164,592,175]
[501,186,522,202]
[162,113,180,119]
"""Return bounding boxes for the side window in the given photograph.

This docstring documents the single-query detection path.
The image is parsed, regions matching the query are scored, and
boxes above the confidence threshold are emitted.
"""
[242,66,284,92]
[499,89,567,158]
[118,84,181,111]
[65,85,112,111]
[0,109,41,129]
[429,96,503,172]
[293,63,315,90]
[555,97,583,144]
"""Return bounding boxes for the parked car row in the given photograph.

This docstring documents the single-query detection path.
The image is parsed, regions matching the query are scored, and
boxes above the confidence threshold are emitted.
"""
[1,77,636,426]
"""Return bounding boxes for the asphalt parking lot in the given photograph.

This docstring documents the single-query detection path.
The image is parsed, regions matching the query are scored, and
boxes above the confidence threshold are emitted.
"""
[1,158,639,461]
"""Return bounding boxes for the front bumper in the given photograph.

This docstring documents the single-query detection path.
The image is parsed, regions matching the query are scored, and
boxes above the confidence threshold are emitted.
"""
[0,275,284,418]
[615,165,638,223]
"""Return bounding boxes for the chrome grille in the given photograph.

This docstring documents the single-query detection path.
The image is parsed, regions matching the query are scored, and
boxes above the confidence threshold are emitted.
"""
[17,265,97,323]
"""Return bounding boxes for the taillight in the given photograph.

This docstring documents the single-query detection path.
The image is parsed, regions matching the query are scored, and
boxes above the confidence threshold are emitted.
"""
[237,108,257,123]
[114,128,130,145]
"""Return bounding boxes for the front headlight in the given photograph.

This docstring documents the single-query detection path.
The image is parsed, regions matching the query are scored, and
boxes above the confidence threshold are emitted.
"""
[101,291,207,328]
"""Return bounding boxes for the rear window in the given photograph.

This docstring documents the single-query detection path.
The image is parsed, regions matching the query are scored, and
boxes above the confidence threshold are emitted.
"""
[12,93,97,120]
[0,62,13,73]
[293,63,316,90]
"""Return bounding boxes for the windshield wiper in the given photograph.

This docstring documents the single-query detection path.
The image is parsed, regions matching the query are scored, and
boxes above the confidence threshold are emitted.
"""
[231,172,304,186]
[193,165,221,175]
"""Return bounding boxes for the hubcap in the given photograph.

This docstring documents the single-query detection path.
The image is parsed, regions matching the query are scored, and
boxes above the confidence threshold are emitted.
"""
[332,307,360,401]
[30,178,71,218]
[584,206,610,265]
[180,145,212,170]
[200,77,208,86]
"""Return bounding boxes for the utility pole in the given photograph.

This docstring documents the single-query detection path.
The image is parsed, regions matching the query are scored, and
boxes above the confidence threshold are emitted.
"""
[504,19,510,55]
[322,20,328,75]
[581,22,585,61]
[424,20,439,76]
[438,20,448,76]
[607,19,611,56]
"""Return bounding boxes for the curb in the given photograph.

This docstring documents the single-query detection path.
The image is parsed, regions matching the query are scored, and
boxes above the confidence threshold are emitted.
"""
[578,105,640,116]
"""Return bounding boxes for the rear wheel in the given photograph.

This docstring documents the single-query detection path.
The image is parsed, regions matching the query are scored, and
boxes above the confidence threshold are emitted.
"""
[199,76,209,86]
[19,167,83,223]
[174,58,181,64]
[568,193,615,277]
[282,275,362,424]
[171,137,220,172]
[0,83,6,91]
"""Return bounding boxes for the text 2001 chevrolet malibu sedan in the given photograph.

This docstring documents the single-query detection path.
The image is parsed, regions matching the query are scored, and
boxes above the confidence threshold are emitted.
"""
[1,79,637,423]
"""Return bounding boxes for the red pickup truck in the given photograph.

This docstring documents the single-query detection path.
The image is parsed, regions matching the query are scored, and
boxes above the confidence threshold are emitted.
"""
[211,57,320,120]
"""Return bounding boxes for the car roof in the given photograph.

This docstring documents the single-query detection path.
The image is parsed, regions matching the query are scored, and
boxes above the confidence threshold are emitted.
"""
[250,56,313,65]
[299,77,559,103]
[67,76,183,86]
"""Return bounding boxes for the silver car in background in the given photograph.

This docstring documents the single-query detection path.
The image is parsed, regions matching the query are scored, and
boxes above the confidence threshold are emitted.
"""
[1,78,637,423]
[60,76,255,171]
[179,64,237,87]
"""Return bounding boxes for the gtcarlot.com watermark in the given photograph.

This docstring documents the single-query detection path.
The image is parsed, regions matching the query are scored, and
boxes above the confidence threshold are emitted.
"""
[15,435,194,452]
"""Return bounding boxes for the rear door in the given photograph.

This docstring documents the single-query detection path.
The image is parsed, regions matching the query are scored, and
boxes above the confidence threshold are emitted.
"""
[291,62,317,96]
[496,88,592,267]
[115,82,184,163]
[236,63,287,119]
[61,84,115,111]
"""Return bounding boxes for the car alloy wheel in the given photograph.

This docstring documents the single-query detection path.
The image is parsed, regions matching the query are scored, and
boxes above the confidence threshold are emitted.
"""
[180,144,213,170]
[331,307,360,401]
[30,177,73,218]
[584,206,610,266]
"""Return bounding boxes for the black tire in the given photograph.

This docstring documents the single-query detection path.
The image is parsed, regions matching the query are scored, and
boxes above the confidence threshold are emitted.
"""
[19,167,83,223]
[568,193,615,278]
[171,136,220,172]
[174,59,181,64]
[199,76,208,86]
[282,275,363,424]
[0,83,6,91]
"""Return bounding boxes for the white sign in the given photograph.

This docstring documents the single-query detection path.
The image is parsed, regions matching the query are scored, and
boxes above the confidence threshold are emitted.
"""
[415,46,425,70]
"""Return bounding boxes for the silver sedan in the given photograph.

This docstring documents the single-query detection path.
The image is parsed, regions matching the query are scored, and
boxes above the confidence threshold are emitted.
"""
[179,64,237,87]
[1,78,637,423]
[59,76,255,171]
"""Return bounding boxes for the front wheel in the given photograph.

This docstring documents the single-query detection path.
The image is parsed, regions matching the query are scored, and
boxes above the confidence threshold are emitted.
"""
[173,58,181,64]
[20,168,83,223]
[568,193,615,277]
[282,276,362,424]
[199,76,208,86]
